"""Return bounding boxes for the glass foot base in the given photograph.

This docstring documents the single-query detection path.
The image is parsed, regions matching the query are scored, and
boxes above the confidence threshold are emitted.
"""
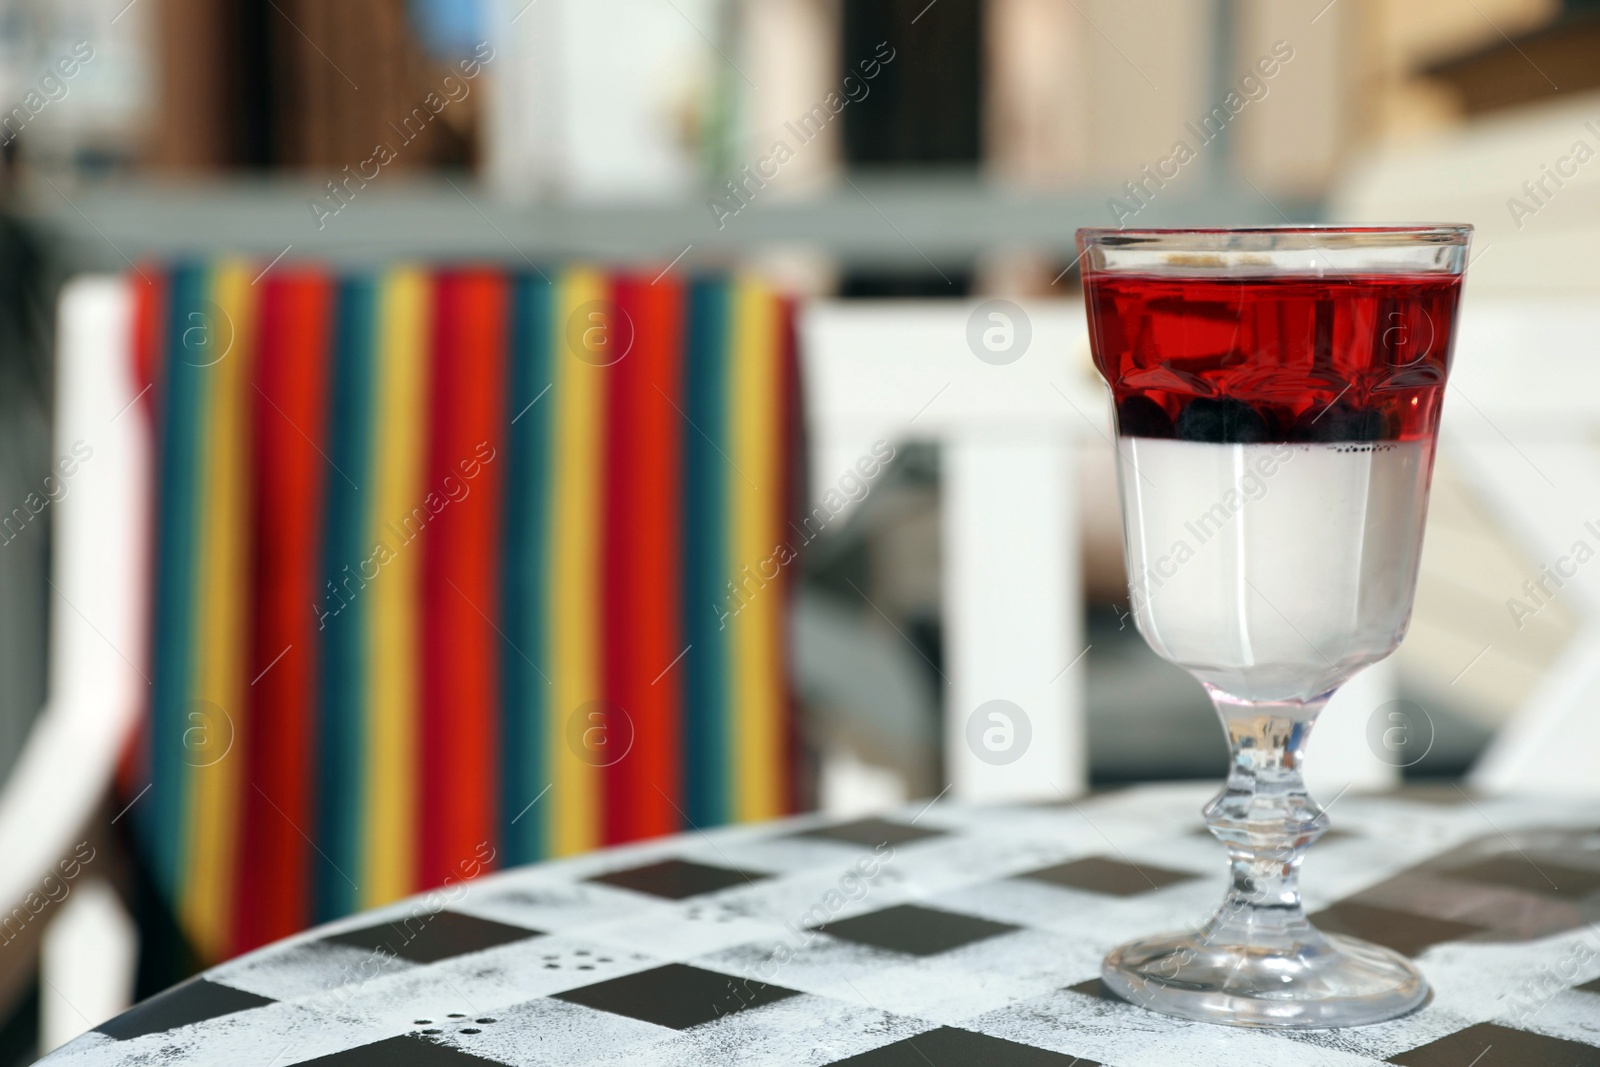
[1101,930,1427,1029]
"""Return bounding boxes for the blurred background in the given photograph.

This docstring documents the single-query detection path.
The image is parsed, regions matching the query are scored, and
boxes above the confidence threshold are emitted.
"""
[3,0,1600,1060]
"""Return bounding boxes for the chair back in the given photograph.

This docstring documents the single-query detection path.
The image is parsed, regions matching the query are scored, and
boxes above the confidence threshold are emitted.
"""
[124,263,800,960]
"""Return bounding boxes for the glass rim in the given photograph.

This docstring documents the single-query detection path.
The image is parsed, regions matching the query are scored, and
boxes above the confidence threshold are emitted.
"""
[1077,224,1473,246]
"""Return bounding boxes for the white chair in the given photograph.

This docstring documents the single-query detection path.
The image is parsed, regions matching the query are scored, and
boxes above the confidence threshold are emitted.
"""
[1447,298,1600,796]
[0,276,144,1049]
[1333,91,1600,797]
[799,297,1397,804]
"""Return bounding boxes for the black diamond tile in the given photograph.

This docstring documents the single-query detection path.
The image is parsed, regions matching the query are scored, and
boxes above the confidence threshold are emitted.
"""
[1309,901,1485,958]
[1443,856,1600,901]
[1020,856,1198,897]
[1389,1022,1600,1066]
[791,818,947,848]
[588,858,767,900]
[553,963,798,1030]
[814,903,1019,956]
[97,978,275,1040]
[826,1027,1099,1066]
[295,1035,509,1066]
[324,911,542,964]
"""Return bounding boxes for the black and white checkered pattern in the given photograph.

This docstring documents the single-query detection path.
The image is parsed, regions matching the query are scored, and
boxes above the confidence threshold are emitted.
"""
[38,786,1600,1066]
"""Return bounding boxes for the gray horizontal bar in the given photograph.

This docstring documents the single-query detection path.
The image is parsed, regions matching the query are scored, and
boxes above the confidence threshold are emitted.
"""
[18,173,1316,273]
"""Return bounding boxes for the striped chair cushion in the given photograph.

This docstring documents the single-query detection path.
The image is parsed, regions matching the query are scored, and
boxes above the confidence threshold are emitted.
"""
[123,263,800,961]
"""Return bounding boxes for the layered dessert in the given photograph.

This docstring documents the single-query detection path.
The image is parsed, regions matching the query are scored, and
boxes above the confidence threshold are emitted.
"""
[1085,269,1463,702]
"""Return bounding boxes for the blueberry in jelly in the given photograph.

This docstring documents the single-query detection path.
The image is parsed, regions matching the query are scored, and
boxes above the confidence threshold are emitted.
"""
[1116,395,1174,438]
[1175,398,1270,444]
[1084,272,1459,444]
[1293,402,1389,443]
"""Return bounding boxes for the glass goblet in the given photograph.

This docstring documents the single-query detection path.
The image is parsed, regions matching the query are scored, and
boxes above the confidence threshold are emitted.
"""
[1078,224,1471,1028]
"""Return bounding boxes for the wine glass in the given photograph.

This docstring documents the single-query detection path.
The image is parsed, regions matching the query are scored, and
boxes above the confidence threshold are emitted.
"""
[1077,225,1471,1028]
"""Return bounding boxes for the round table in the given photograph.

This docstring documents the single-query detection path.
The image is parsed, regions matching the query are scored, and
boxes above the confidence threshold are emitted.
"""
[38,785,1600,1066]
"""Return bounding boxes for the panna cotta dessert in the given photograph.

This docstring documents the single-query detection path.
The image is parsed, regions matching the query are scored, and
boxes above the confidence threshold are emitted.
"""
[1085,268,1461,704]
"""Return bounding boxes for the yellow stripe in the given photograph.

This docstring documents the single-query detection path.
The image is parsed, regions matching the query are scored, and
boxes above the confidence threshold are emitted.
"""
[548,268,605,854]
[180,262,255,959]
[362,268,428,906]
[726,279,784,821]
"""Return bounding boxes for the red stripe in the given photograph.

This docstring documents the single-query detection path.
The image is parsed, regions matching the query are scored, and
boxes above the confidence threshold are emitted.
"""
[599,277,632,845]
[419,271,506,888]
[130,267,163,403]
[118,270,166,800]
[235,271,332,953]
[628,276,685,839]
[647,278,687,834]
[597,277,672,843]
[776,296,802,815]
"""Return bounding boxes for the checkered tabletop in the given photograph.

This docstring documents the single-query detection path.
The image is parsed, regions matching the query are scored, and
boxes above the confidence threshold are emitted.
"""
[39,786,1600,1066]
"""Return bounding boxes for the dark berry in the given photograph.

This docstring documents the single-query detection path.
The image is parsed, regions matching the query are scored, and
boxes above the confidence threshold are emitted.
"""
[1175,398,1270,443]
[1293,401,1389,442]
[1115,395,1174,438]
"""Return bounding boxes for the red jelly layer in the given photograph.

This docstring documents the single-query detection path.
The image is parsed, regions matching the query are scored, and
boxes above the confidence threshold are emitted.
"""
[1084,271,1463,443]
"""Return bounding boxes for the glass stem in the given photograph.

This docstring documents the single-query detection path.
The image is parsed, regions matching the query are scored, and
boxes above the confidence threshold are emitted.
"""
[1199,687,1332,954]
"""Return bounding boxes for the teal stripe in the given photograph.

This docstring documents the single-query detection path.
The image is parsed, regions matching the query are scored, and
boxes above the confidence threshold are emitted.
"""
[315,276,375,921]
[145,265,210,898]
[681,279,730,827]
[500,273,554,864]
